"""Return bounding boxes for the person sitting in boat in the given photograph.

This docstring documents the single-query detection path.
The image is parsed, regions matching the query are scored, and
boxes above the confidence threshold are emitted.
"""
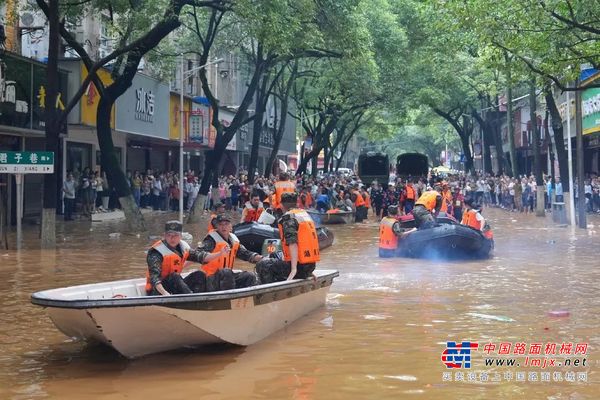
[240,192,264,223]
[208,202,226,233]
[315,187,330,212]
[461,199,493,240]
[379,205,416,258]
[146,220,230,296]
[200,214,263,291]
[256,193,320,284]
[412,185,443,229]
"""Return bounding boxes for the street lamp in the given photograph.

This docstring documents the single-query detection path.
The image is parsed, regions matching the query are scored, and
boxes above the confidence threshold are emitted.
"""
[179,54,223,223]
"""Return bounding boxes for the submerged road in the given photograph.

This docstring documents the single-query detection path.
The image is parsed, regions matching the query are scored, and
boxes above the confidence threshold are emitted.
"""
[0,208,598,399]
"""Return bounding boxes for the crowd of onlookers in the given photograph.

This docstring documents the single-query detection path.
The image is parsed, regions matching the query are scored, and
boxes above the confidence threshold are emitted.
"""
[61,164,600,222]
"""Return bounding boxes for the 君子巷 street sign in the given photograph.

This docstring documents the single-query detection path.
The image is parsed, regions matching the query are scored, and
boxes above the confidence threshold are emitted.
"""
[0,151,54,174]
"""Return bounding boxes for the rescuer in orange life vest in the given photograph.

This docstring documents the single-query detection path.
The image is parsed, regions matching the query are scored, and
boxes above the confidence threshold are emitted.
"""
[272,172,296,212]
[378,205,416,258]
[208,202,226,233]
[461,198,494,240]
[412,184,443,229]
[199,214,263,291]
[145,220,230,295]
[255,192,320,284]
[403,180,417,214]
[240,192,264,223]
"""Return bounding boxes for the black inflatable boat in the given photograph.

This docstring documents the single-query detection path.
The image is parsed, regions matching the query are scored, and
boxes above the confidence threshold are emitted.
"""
[233,222,334,253]
[395,213,493,259]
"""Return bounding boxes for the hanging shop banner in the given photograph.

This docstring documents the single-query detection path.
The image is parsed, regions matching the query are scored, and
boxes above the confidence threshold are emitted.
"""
[582,82,600,136]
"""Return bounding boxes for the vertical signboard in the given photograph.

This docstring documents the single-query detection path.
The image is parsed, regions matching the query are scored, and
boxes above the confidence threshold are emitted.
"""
[582,86,600,135]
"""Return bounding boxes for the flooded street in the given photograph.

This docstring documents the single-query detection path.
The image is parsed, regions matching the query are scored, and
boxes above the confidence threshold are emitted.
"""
[1,209,599,399]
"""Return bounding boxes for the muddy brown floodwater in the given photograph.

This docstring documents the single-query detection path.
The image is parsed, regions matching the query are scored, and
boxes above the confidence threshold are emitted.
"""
[0,209,598,399]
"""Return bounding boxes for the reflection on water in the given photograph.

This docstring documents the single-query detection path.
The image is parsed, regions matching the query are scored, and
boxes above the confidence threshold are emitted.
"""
[0,209,598,399]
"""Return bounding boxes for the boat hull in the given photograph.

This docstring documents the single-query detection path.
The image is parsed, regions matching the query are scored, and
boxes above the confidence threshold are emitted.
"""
[32,270,338,358]
[233,222,334,253]
[396,223,493,259]
[306,209,353,224]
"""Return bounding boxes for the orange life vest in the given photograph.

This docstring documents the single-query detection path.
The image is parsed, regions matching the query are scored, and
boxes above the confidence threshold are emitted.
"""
[462,209,482,230]
[379,217,398,250]
[298,192,313,209]
[278,209,320,264]
[145,240,191,292]
[243,201,264,223]
[354,190,366,207]
[274,180,296,209]
[207,213,217,233]
[440,190,453,213]
[201,231,240,276]
[405,184,416,200]
[363,192,371,208]
[415,190,440,212]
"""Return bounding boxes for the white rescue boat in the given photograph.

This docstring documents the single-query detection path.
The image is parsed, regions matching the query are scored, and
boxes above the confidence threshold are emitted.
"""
[31,269,338,358]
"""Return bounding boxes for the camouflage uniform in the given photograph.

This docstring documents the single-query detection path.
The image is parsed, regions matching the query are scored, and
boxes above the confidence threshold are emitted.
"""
[147,242,210,294]
[200,234,259,291]
[255,212,316,284]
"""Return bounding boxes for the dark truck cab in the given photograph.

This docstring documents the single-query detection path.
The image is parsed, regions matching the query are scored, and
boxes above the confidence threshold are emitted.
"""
[357,152,390,186]
[395,153,429,178]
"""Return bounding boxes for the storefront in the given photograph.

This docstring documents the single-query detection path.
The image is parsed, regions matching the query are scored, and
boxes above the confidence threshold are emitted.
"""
[115,73,172,173]
[582,75,600,175]
[61,60,126,177]
[1,52,68,221]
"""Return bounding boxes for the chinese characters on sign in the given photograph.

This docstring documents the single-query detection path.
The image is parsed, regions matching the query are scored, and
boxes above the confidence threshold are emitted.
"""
[0,151,54,173]
[135,88,155,122]
[442,370,588,383]
[441,340,590,385]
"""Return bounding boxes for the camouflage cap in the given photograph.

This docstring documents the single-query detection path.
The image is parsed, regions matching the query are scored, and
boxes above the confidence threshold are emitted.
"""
[165,220,183,233]
[214,214,232,223]
[281,192,298,204]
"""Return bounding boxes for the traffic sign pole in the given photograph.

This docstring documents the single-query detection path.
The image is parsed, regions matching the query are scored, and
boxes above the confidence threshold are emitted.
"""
[0,151,55,250]
[15,174,23,250]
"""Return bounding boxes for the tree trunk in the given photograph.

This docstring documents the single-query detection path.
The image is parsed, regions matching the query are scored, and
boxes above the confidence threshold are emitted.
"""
[506,69,518,177]
[544,86,569,192]
[459,133,474,174]
[323,143,331,173]
[530,81,544,216]
[248,75,269,184]
[40,0,60,248]
[96,96,146,232]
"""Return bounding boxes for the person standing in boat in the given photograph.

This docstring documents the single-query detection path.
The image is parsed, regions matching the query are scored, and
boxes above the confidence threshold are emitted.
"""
[273,172,296,214]
[403,180,417,215]
[256,193,320,284]
[240,192,265,223]
[146,221,230,295]
[412,185,443,229]
[378,205,415,258]
[200,214,262,291]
